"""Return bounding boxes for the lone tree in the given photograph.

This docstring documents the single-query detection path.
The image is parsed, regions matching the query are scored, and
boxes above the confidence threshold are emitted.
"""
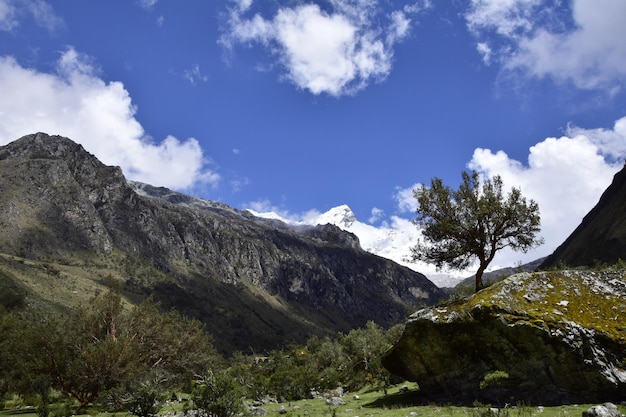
[412,170,543,292]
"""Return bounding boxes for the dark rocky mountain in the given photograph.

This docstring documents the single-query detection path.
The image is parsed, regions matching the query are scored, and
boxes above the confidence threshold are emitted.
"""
[540,164,626,269]
[383,270,626,405]
[0,133,444,352]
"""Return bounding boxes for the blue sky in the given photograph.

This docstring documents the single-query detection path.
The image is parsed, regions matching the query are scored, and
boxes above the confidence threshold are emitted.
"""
[1,0,626,268]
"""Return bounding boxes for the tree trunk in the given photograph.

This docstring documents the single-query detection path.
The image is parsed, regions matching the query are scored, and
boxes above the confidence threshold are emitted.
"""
[475,262,487,293]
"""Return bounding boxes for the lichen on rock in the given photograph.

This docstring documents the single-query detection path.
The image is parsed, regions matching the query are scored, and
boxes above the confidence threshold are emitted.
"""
[383,270,626,405]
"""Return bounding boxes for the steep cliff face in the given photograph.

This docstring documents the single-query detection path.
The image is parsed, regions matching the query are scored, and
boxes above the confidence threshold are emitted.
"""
[541,165,626,269]
[383,270,626,405]
[0,133,444,351]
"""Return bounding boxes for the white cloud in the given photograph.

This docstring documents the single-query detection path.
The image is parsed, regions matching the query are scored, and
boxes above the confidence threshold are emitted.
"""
[368,207,384,224]
[221,0,429,96]
[0,0,63,32]
[244,199,322,223]
[229,176,249,193]
[25,0,62,31]
[0,0,17,31]
[0,48,219,191]
[245,199,282,216]
[183,64,209,85]
[566,116,626,162]
[137,0,158,10]
[466,0,542,38]
[467,117,626,266]
[476,42,492,65]
[466,0,626,91]
[393,183,419,213]
[232,0,253,13]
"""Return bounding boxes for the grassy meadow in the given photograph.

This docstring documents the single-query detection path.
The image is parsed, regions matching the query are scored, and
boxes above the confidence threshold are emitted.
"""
[1,383,623,417]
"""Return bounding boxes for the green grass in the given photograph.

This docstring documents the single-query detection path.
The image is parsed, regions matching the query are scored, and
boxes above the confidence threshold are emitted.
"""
[2,384,625,417]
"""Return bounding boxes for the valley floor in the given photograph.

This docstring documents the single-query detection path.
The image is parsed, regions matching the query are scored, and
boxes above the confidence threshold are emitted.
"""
[1,384,624,417]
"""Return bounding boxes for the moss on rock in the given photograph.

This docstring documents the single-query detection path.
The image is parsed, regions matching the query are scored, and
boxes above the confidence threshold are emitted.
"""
[383,270,626,405]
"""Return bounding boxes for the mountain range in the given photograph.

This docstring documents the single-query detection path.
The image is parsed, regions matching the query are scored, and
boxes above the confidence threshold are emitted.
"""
[0,133,444,353]
[3,132,626,356]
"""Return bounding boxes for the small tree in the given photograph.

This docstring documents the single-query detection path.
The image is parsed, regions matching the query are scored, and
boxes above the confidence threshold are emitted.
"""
[21,290,220,414]
[340,321,391,389]
[413,170,543,292]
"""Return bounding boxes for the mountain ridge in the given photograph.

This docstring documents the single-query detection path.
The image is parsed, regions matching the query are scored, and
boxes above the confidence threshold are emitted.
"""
[0,132,445,352]
[251,205,490,288]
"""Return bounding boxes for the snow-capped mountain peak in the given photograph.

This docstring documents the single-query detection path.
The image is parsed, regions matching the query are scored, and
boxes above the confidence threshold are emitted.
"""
[315,204,355,228]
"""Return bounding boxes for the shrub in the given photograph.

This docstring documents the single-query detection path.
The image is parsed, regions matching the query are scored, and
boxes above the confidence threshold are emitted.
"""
[126,381,164,417]
[192,371,245,417]
[479,370,510,390]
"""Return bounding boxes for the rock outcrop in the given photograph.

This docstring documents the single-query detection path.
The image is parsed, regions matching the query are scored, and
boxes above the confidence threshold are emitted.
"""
[383,270,626,405]
[0,133,445,352]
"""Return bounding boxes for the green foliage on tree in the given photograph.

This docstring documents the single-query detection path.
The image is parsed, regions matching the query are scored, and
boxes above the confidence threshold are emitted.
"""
[6,290,220,414]
[231,321,398,402]
[1,289,404,412]
[339,321,393,390]
[267,348,319,400]
[413,171,543,292]
[306,335,349,391]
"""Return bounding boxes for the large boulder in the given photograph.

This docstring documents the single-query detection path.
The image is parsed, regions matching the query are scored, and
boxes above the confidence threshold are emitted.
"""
[383,271,626,405]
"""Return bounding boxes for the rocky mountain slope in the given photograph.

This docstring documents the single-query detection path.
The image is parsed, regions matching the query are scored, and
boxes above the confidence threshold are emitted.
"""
[251,205,472,287]
[541,164,626,269]
[0,133,444,352]
[383,270,626,405]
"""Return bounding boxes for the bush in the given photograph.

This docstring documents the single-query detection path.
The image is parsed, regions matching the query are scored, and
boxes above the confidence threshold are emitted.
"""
[192,371,245,417]
[126,381,164,417]
[479,370,510,390]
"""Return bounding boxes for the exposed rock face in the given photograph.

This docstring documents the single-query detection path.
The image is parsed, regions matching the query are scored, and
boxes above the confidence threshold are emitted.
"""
[0,133,444,352]
[383,270,626,405]
[541,165,626,269]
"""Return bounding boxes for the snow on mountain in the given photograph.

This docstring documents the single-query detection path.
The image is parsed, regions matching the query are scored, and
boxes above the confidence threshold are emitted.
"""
[248,204,470,288]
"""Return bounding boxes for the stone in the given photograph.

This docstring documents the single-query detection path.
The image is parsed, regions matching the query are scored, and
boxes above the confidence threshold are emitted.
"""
[383,271,626,405]
[249,407,269,416]
[582,403,622,417]
[326,397,346,407]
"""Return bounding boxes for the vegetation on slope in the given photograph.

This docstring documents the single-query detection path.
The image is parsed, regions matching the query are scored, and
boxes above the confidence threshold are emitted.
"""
[3,267,626,416]
[0,284,401,416]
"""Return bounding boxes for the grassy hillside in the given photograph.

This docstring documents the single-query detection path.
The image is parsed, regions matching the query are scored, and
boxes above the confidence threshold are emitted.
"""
[0,247,348,353]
